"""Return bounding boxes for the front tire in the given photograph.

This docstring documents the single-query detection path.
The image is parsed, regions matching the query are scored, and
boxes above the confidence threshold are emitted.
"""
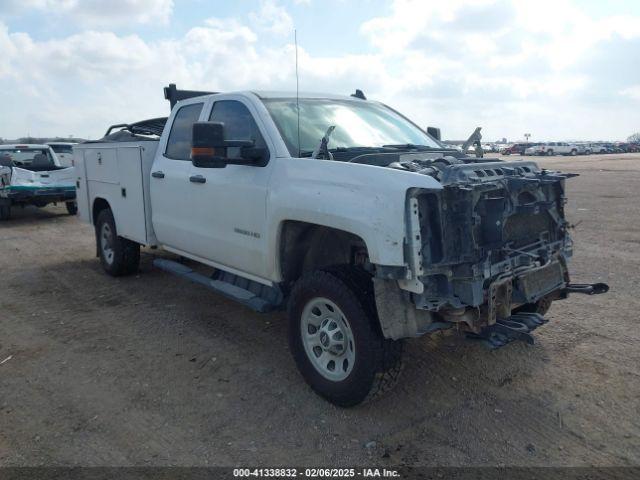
[95,208,140,276]
[288,268,403,407]
[66,201,78,215]
[547,149,554,156]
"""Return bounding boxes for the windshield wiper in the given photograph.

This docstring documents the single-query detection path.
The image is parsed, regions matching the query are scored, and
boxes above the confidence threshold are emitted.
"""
[382,143,438,150]
[312,126,336,160]
[300,144,440,157]
[330,146,388,152]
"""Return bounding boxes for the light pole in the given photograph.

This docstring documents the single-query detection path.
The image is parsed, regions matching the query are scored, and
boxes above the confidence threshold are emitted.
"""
[524,133,531,143]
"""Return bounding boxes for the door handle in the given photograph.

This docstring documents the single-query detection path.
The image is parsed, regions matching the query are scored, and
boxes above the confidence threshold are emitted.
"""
[189,175,206,184]
[151,171,165,179]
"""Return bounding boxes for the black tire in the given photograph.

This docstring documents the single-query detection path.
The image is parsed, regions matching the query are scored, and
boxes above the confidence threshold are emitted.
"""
[66,201,78,215]
[570,149,577,156]
[95,208,140,276]
[547,149,554,156]
[0,204,10,221]
[288,267,403,407]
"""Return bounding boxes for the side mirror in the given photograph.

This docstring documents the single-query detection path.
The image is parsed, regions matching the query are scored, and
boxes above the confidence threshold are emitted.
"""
[427,126,441,141]
[191,121,267,168]
[191,121,227,168]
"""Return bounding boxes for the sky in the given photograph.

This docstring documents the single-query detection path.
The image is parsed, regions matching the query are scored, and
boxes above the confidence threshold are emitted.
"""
[0,0,639,142]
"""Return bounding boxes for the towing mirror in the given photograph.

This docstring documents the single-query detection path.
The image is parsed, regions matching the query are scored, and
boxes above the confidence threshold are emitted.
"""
[191,121,266,168]
[427,126,441,141]
[191,121,227,168]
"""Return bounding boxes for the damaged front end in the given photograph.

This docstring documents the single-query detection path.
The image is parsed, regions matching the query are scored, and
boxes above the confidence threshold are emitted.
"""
[375,157,608,345]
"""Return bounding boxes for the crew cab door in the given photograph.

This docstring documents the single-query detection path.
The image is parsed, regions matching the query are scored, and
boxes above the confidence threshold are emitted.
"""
[187,96,273,281]
[150,99,206,251]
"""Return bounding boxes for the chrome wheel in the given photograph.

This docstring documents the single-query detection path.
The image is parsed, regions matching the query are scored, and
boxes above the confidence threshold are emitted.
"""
[100,222,115,265]
[301,297,355,381]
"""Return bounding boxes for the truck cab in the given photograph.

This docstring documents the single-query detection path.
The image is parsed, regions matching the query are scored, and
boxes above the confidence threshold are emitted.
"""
[46,142,77,167]
[73,86,607,406]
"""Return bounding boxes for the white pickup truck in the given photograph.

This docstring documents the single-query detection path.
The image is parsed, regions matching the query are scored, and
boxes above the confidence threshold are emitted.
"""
[525,142,581,156]
[74,85,607,406]
[0,144,76,220]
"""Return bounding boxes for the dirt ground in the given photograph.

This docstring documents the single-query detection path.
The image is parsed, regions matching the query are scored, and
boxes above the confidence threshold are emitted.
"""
[0,153,638,467]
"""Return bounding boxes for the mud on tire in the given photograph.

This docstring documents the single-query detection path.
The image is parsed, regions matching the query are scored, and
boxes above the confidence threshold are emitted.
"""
[288,266,403,407]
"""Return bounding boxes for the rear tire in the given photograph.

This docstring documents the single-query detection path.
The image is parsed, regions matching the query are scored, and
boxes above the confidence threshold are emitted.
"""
[288,267,403,407]
[0,204,10,221]
[66,201,78,215]
[95,208,140,276]
[547,149,554,156]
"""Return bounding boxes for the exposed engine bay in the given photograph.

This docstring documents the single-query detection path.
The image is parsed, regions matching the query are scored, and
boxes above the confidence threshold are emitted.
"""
[369,150,608,346]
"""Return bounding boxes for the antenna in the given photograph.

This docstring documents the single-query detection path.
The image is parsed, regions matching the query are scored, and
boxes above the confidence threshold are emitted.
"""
[295,29,301,157]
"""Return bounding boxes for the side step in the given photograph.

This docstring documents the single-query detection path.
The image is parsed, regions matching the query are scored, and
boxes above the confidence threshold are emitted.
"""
[153,258,282,313]
[467,312,548,350]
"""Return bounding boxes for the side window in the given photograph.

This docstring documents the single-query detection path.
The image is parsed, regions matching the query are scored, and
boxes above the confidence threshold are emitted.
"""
[165,102,204,160]
[208,100,266,159]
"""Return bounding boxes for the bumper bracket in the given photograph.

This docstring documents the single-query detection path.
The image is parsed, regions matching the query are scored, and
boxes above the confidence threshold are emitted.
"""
[467,312,548,349]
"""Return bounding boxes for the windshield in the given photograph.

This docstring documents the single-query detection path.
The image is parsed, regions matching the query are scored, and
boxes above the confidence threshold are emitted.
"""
[262,98,443,156]
[0,148,55,167]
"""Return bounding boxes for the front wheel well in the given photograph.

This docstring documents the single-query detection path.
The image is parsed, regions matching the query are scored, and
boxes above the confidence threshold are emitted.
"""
[279,221,370,290]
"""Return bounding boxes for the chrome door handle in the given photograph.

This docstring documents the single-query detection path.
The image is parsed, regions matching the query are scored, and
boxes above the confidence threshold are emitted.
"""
[151,171,165,179]
[189,175,206,184]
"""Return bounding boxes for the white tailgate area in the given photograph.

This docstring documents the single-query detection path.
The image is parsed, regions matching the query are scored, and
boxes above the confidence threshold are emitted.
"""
[74,141,159,246]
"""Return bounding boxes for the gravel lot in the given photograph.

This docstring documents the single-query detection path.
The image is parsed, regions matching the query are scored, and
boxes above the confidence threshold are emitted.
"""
[0,153,638,467]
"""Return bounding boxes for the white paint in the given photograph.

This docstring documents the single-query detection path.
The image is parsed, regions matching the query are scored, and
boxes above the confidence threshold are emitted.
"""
[76,92,443,288]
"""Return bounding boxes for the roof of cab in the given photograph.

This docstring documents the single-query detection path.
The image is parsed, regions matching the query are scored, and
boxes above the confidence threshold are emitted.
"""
[0,144,52,149]
[250,91,366,101]
[183,91,367,102]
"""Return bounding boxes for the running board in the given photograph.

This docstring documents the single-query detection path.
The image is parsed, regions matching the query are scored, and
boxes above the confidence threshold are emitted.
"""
[466,312,548,350]
[153,258,281,313]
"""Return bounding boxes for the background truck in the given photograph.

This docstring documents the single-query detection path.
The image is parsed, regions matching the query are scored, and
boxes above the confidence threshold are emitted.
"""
[528,142,582,156]
[74,85,607,407]
[0,144,76,220]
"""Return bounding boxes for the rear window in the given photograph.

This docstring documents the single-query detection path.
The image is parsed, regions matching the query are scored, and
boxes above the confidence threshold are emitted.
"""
[0,148,55,167]
[49,144,73,154]
[165,103,204,160]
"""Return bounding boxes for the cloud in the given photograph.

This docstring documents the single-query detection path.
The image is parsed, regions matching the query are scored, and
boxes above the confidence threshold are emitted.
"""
[0,0,174,26]
[619,86,640,102]
[1,0,639,141]
[358,0,640,139]
[249,0,294,36]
